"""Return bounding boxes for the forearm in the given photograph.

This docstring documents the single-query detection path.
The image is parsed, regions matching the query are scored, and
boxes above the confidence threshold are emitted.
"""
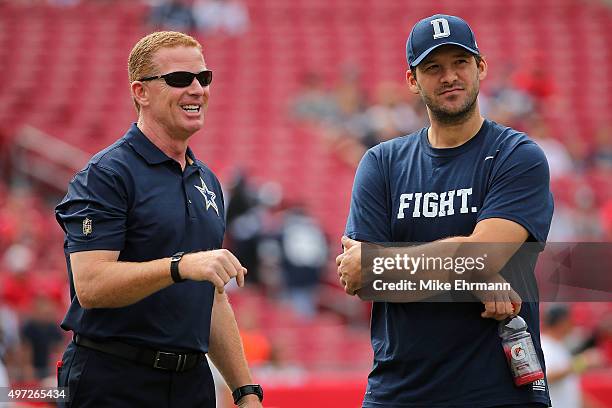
[73,255,173,309]
[364,237,518,301]
[73,248,246,309]
[208,292,253,391]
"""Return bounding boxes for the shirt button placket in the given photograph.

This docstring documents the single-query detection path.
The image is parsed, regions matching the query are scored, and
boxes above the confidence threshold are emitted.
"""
[183,174,194,219]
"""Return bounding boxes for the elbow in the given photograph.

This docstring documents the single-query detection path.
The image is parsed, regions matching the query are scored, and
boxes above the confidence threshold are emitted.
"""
[75,285,98,309]
[73,271,104,309]
[77,299,94,309]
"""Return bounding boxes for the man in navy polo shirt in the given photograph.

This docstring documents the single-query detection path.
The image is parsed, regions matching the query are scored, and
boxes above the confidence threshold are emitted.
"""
[55,31,263,407]
[336,15,553,407]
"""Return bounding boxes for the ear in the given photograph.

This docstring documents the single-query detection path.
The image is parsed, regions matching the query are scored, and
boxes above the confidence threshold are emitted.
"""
[477,57,488,81]
[406,69,420,94]
[131,81,149,109]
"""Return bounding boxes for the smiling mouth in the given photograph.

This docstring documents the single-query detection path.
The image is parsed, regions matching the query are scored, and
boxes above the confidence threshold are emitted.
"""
[181,104,201,113]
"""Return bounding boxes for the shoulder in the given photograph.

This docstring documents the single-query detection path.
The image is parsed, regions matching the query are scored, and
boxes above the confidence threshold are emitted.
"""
[67,138,135,196]
[194,160,224,196]
[485,120,548,165]
[195,160,221,184]
[363,129,424,163]
[376,129,423,154]
[486,120,541,153]
[82,137,133,176]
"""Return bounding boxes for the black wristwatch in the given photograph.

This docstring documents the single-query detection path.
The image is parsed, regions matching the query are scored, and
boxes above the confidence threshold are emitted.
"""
[232,384,263,405]
[170,251,185,283]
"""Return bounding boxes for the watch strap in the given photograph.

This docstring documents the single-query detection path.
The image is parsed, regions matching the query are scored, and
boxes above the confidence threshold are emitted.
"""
[232,384,263,405]
[170,251,185,283]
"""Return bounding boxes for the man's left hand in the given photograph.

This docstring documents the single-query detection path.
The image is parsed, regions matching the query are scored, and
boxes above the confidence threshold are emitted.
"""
[336,236,362,295]
[475,276,522,321]
[237,394,262,408]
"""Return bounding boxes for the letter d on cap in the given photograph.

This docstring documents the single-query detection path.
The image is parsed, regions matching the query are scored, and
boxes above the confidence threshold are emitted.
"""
[431,18,451,39]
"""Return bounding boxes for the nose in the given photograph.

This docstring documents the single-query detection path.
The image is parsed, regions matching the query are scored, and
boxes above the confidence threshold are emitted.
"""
[439,65,459,85]
[187,77,207,97]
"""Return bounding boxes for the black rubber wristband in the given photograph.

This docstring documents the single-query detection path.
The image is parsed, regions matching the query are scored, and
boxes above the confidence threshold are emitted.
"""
[170,252,185,283]
[232,384,263,405]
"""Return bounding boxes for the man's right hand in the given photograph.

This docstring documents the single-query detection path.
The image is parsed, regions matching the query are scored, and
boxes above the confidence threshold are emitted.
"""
[336,236,363,295]
[180,249,247,293]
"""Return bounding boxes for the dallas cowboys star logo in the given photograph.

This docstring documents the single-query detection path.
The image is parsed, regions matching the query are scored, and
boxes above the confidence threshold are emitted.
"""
[195,177,219,216]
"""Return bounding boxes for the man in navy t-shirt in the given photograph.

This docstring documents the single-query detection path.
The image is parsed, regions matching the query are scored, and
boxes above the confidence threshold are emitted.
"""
[337,15,553,407]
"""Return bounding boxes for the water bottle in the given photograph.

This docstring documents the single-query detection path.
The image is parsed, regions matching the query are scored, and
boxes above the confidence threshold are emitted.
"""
[498,316,544,386]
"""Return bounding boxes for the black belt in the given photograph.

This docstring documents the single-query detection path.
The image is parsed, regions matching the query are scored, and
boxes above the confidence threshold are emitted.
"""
[74,334,204,372]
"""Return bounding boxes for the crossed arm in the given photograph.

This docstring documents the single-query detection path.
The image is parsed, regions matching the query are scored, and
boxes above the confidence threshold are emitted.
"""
[336,217,529,320]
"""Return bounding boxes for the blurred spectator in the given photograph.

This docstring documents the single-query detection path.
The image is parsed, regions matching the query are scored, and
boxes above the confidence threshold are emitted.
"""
[541,304,602,408]
[512,51,556,103]
[0,186,50,255]
[593,314,612,366]
[590,124,612,171]
[529,116,574,179]
[365,81,424,146]
[1,243,36,313]
[485,69,535,130]
[0,330,8,389]
[0,304,20,387]
[572,187,605,240]
[20,295,63,381]
[279,206,327,318]
[226,172,258,223]
[226,173,263,284]
[548,204,578,242]
[291,72,339,125]
[549,185,604,241]
[149,0,197,32]
[193,0,249,36]
[291,66,379,168]
[564,136,591,173]
[251,340,306,386]
[249,182,288,291]
[332,65,370,140]
[236,300,271,366]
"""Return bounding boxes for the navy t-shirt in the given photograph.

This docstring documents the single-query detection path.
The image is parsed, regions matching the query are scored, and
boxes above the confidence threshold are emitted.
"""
[55,124,225,353]
[346,119,553,407]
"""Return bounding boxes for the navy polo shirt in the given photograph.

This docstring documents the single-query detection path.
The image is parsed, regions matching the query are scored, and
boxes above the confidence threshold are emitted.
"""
[55,124,225,353]
[346,119,553,407]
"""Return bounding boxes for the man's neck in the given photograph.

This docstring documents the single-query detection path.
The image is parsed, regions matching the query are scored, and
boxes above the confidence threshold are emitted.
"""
[137,119,189,170]
[427,108,485,149]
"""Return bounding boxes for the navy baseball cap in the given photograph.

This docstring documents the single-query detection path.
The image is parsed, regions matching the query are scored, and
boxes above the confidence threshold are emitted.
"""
[406,14,480,68]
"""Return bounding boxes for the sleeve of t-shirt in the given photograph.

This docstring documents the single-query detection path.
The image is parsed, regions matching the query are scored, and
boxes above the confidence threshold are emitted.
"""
[345,148,392,243]
[55,163,128,252]
[477,141,553,243]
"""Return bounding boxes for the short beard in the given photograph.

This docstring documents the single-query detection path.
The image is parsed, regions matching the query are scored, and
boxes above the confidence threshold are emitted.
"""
[420,84,479,126]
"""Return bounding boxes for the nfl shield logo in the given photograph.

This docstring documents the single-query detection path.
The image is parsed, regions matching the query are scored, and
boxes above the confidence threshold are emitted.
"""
[83,217,92,235]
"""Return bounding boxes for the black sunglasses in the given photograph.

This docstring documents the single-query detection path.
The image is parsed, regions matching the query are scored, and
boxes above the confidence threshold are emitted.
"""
[139,70,213,88]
